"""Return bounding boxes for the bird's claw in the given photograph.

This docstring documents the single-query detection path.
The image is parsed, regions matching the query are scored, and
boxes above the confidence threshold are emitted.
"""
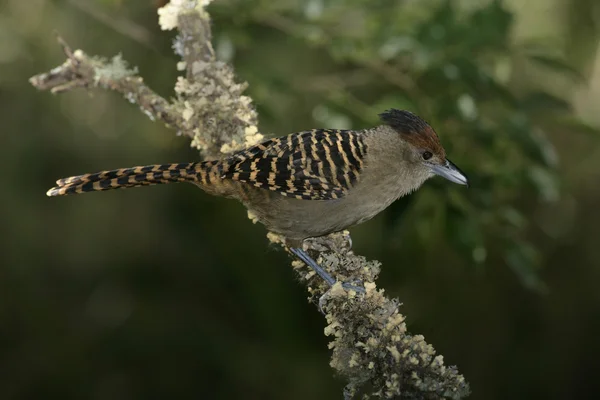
[341,281,364,293]
[318,291,329,314]
[289,247,364,314]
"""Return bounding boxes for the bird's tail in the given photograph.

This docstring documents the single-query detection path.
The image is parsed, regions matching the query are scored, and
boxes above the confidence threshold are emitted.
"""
[46,161,222,197]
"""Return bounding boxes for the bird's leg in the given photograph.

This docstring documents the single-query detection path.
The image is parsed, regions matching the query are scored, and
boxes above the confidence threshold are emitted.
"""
[290,247,335,286]
[289,247,365,293]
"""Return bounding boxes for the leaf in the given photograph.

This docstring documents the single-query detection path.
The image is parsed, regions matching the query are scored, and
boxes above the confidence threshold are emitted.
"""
[466,0,512,50]
[384,194,415,231]
[444,208,487,265]
[414,0,456,48]
[528,166,560,203]
[521,92,572,113]
[372,94,417,117]
[552,116,600,137]
[500,207,528,230]
[530,128,559,168]
[527,54,586,82]
[482,76,519,106]
[502,119,559,168]
[504,243,547,293]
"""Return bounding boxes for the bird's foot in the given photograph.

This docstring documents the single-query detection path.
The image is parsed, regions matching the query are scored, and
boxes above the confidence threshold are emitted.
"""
[341,281,364,293]
[289,247,365,294]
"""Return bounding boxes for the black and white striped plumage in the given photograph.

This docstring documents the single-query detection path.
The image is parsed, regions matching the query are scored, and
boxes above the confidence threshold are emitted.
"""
[222,129,367,200]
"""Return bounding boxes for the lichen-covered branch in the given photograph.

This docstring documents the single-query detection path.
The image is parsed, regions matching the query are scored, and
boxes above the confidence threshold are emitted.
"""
[30,1,469,398]
[307,233,469,399]
[158,0,261,159]
[29,36,183,129]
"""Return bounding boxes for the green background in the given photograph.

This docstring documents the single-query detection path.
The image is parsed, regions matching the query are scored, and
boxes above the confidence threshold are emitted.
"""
[2,0,600,398]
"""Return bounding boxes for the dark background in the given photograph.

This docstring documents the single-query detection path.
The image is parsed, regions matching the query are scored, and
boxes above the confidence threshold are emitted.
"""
[2,0,600,399]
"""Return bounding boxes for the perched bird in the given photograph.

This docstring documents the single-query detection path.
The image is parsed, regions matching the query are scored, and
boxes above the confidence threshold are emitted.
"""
[47,109,468,288]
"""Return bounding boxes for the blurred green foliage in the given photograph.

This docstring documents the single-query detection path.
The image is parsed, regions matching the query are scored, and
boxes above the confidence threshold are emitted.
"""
[211,0,597,290]
[2,0,600,399]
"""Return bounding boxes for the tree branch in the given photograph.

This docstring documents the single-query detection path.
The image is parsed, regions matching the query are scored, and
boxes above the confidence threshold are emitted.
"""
[30,1,470,398]
[29,35,183,129]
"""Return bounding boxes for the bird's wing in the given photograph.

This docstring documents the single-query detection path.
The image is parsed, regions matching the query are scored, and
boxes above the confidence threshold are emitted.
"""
[222,129,367,200]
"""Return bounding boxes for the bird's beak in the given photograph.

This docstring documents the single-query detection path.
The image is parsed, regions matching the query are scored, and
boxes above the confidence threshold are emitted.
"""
[429,159,469,186]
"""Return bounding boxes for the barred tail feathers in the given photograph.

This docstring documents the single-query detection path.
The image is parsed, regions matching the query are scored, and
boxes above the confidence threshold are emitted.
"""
[46,161,220,197]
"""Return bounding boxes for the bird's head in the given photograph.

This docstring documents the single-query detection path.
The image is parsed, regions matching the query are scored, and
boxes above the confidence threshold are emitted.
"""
[379,109,469,186]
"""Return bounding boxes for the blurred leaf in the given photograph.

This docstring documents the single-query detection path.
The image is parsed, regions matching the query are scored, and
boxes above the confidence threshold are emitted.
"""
[500,207,528,229]
[445,207,486,265]
[527,54,586,82]
[503,118,559,169]
[466,0,512,51]
[552,116,600,137]
[414,0,456,49]
[504,243,547,293]
[372,93,417,116]
[478,73,519,105]
[530,129,559,168]
[385,193,415,231]
[522,92,572,113]
[528,165,560,203]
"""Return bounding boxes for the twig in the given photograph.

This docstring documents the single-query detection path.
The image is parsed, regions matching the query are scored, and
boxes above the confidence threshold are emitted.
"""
[29,36,183,129]
[30,1,470,398]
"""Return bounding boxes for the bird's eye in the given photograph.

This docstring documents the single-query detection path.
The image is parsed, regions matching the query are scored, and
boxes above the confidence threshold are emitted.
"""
[422,151,433,160]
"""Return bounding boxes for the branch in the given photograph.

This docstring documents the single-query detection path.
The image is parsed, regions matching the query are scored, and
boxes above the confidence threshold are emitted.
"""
[295,232,469,399]
[29,36,183,129]
[30,1,469,398]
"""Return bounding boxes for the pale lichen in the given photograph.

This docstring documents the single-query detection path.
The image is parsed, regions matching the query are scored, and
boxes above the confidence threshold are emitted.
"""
[171,56,258,158]
[266,232,285,246]
[247,210,259,224]
[158,0,213,31]
[297,233,470,399]
[244,125,264,147]
[159,0,259,158]
[92,54,138,85]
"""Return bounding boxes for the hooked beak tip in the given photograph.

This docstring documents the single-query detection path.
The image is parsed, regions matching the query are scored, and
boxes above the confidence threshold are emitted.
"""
[429,159,469,187]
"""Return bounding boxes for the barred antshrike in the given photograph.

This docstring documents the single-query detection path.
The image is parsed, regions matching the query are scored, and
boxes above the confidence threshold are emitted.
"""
[47,109,468,290]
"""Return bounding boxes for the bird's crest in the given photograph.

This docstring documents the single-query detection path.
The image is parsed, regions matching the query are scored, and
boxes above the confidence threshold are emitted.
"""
[379,109,445,159]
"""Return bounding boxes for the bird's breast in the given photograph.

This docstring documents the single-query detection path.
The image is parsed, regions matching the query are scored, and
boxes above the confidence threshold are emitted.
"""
[239,164,424,242]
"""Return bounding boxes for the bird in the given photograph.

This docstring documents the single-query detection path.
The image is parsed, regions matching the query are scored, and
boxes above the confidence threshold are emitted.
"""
[46,109,468,289]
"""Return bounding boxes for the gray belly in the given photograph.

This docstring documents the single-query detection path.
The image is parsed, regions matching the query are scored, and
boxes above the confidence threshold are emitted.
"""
[234,155,431,243]
[241,178,407,242]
